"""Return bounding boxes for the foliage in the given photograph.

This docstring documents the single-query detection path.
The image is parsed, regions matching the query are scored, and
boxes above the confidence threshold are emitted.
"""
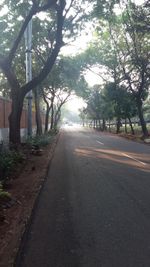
[78,0,150,136]
[0,0,91,144]
[144,98,150,121]
[103,82,138,120]
[26,133,54,148]
[49,128,58,135]
[0,149,24,183]
[41,56,90,131]
[0,182,11,201]
[79,107,87,125]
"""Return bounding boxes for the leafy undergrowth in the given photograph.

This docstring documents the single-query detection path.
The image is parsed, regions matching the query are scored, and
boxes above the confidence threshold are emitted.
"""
[26,131,56,148]
[0,132,56,184]
[0,150,24,186]
[0,148,25,223]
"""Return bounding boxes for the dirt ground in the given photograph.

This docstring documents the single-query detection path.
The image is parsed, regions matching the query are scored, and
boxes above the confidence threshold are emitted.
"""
[0,134,59,267]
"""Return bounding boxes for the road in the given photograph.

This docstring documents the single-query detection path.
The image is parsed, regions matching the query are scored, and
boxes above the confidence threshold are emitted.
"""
[16,126,150,267]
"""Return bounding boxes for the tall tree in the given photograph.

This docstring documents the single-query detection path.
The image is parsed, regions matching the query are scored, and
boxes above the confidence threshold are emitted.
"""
[33,87,43,135]
[118,1,150,137]
[0,0,89,144]
[42,56,87,130]
[81,0,150,137]
[104,82,137,134]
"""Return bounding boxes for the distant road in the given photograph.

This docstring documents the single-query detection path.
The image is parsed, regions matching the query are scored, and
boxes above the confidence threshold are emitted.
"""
[16,126,150,267]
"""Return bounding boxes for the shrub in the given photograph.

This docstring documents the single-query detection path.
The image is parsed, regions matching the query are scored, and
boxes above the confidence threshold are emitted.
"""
[0,150,24,184]
[26,133,53,149]
[0,182,11,201]
[49,127,58,135]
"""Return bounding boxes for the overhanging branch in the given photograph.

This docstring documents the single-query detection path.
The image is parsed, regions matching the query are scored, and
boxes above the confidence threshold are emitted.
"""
[8,0,57,65]
[22,1,65,97]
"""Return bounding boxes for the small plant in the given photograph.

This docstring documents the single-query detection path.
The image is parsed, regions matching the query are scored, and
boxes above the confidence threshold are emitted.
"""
[49,128,58,135]
[0,150,24,184]
[0,182,11,201]
[26,133,53,149]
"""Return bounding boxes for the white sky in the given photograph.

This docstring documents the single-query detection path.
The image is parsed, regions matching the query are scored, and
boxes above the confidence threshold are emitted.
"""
[65,96,87,113]
[61,29,94,56]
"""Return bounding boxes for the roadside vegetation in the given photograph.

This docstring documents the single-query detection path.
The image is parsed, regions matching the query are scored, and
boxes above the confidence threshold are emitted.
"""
[0,131,56,213]
[0,131,56,182]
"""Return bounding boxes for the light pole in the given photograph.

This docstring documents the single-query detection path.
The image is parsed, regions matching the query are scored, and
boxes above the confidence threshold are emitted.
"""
[25,19,32,137]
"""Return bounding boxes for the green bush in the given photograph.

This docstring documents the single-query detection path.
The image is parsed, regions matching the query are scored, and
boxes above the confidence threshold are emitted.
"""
[26,133,53,148]
[0,150,24,183]
[0,182,11,201]
[49,128,58,135]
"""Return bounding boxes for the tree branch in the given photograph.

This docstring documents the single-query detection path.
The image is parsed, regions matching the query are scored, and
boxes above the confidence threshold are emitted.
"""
[21,1,65,97]
[34,48,46,65]
[64,0,74,18]
[8,0,57,65]
[86,65,108,83]
[0,61,20,92]
[8,7,35,65]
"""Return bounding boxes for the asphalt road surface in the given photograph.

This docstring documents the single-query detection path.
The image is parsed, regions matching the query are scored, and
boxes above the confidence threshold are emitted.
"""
[16,126,150,267]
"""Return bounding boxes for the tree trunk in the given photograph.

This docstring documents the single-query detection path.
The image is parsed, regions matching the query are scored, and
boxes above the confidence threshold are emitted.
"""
[54,109,61,129]
[136,98,149,137]
[34,89,43,135]
[98,119,101,129]
[50,101,54,130]
[128,117,135,135]
[93,119,96,128]
[108,120,111,132]
[116,117,121,134]
[102,118,106,131]
[45,104,51,133]
[9,92,24,145]
[96,120,98,129]
[125,118,127,134]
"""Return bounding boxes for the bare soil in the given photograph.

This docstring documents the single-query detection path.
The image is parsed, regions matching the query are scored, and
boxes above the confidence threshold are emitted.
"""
[0,134,58,267]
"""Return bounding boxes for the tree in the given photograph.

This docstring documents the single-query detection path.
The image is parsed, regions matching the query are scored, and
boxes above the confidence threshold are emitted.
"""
[0,0,89,144]
[0,0,64,144]
[118,2,150,137]
[41,56,84,131]
[84,85,107,130]
[79,108,87,126]
[81,0,150,137]
[42,87,54,132]
[54,89,72,128]
[33,87,43,135]
[104,82,137,134]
